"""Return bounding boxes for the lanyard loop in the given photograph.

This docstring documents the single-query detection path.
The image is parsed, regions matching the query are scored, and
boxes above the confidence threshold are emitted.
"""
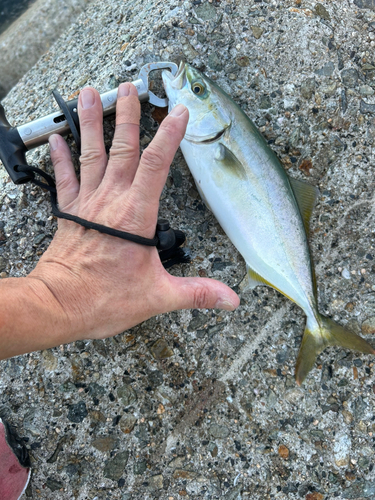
[16,165,190,268]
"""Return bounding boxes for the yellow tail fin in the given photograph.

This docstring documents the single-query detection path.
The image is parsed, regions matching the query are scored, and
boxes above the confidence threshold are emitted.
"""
[295,315,375,385]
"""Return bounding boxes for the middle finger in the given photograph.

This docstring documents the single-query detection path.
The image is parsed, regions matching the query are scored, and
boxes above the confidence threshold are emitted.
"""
[103,83,140,190]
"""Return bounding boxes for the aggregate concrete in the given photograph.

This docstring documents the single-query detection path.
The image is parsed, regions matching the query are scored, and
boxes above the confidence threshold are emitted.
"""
[1,1,375,499]
[0,0,93,99]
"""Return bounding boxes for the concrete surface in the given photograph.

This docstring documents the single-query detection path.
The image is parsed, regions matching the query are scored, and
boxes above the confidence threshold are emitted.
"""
[0,0,92,99]
[1,0,375,499]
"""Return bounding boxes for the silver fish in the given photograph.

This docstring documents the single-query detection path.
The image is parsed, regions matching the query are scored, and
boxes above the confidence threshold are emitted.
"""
[162,62,374,384]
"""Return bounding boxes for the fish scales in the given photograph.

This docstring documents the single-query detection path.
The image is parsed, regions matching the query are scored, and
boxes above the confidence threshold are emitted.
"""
[162,62,374,384]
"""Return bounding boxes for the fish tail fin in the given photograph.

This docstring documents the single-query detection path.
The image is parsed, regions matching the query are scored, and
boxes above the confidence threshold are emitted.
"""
[295,314,375,385]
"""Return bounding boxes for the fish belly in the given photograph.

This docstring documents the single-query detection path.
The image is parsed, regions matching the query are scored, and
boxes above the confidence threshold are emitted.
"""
[180,136,316,315]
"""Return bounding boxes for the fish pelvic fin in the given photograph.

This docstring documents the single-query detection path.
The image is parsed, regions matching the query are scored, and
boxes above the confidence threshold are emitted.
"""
[295,314,375,386]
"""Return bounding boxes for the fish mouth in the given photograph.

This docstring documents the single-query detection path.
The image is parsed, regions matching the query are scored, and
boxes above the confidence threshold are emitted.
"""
[174,60,186,79]
[185,125,229,144]
[162,61,187,90]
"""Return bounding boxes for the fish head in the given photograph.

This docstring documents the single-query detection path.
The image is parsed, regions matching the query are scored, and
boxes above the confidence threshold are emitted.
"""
[162,62,231,144]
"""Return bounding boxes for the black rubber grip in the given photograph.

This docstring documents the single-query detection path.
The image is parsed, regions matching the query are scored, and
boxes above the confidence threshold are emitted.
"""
[0,102,30,184]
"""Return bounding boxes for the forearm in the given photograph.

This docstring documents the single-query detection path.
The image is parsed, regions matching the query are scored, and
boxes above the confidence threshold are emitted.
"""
[0,277,74,360]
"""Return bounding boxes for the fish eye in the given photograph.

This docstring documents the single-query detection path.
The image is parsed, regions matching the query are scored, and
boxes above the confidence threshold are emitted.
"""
[191,82,205,95]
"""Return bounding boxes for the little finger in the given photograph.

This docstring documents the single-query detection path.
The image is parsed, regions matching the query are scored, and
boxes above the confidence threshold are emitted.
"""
[49,134,79,208]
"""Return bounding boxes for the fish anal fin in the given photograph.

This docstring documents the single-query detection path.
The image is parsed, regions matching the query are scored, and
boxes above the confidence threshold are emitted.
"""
[240,266,297,305]
[289,177,319,237]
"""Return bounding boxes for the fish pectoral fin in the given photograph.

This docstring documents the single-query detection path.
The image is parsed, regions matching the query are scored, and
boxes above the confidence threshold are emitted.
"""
[289,177,319,237]
[215,143,247,180]
[239,265,270,293]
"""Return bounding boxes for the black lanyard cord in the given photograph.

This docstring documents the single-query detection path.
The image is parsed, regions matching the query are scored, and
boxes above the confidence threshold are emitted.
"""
[16,165,190,267]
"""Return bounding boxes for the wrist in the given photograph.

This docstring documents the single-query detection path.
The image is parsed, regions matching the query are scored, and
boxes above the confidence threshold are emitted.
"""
[0,276,77,360]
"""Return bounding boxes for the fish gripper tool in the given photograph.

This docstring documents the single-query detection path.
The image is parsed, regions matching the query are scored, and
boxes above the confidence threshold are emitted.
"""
[0,61,178,185]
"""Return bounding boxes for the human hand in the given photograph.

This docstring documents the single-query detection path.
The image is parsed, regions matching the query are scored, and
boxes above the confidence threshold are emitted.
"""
[27,83,239,343]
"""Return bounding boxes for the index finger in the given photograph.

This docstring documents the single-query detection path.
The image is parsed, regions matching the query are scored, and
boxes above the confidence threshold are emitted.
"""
[130,104,188,210]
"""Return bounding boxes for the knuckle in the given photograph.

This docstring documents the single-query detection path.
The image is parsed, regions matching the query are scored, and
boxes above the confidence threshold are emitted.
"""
[161,119,179,138]
[51,152,65,168]
[141,144,165,172]
[113,195,156,238]
[80,148,104,165]
[192,283,210,309]
[79,113,99,129]
[110,141,138,164]
[56,172,73,193]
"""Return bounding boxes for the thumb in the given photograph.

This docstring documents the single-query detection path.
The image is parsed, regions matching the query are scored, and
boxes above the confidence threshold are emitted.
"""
[166,276,240,312]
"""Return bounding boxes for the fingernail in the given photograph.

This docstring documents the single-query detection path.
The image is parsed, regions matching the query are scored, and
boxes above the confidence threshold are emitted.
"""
[49,134,59,151]
[80,88,95,109]
[215,298,237,311]
[118,83,130,97]
[170,104,187,117]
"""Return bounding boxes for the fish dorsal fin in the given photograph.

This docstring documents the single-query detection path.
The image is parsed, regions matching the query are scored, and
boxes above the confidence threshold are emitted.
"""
[289,177,319,237]
[239,265,271,293]
[289,176,319,299]
[215,143,247,180]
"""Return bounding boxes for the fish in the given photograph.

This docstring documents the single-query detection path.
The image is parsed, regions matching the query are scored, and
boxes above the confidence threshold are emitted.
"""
[162,62,374,384]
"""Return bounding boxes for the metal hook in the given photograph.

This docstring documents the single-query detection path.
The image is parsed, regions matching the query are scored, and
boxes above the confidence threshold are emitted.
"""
[137,62,178,107]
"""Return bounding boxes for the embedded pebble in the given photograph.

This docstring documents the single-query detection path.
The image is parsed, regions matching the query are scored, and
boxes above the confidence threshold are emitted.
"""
[195,2,216,21]
[117,384,137,407]
[354,0,375,10]
[119,414,137,434]
[315,3,331,20]
[209,424,230,439]
[361,316,375,334]
[341,68,359,88]
[342,268,351,279]
[315,62,335,77]
[149,339,174,359]
[300,78,316,99]
[251,26,263,39]
[278,444,289,460]
[360,100,375,114]
[134,459,147,475]
[91,435,118,452]
[359,85,375,96]
[67,402,88,423]
[334,432,351,467]
[148,474,163,489]
[42,350,58,371]
[103,451,129,481]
